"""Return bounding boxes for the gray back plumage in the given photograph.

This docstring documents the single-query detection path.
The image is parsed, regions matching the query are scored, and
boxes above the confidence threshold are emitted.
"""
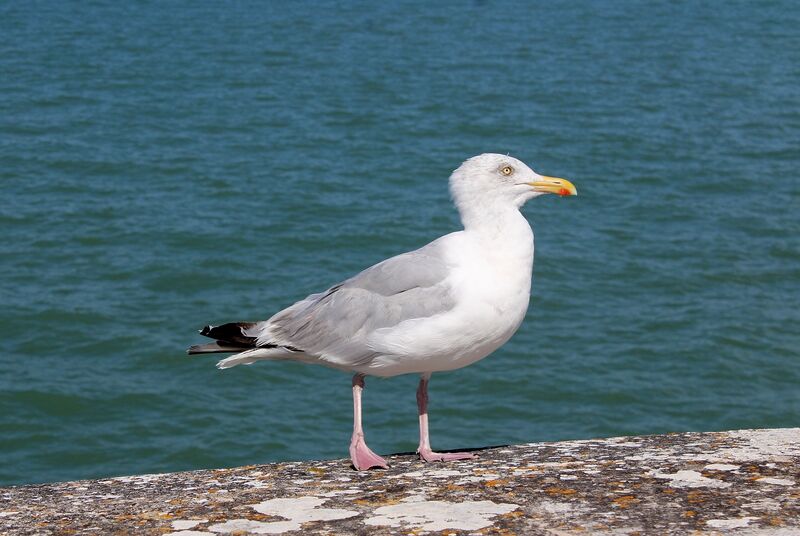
[258,239,456,368]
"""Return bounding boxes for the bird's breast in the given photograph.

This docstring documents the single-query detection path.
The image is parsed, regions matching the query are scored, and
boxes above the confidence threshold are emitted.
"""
[454,253,532,330]
[360,229,535,376]
[439,234,534,350]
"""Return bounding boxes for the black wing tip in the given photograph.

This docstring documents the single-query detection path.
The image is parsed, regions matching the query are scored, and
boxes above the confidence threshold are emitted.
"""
[187,342,248,355]
[187,343,214,355]
[198,322,257,346]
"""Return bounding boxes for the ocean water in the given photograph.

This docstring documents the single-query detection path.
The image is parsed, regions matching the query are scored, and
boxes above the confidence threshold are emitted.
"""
[1,1,798,486]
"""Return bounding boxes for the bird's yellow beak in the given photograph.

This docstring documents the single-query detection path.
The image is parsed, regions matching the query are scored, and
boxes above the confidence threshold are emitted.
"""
[528,176,578,197]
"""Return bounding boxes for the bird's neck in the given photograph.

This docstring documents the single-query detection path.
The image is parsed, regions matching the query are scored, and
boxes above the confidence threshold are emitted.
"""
[458,201,534,257]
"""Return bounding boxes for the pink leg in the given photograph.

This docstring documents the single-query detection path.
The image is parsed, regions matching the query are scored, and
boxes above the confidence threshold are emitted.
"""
[417,374,476,462]
[349,374,389,470]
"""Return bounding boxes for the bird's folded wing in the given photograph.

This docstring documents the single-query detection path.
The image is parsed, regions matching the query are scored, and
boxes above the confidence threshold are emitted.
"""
[256,240,456,368]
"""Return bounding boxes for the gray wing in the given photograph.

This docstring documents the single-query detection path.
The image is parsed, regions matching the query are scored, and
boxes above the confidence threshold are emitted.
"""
[257,239,455,368]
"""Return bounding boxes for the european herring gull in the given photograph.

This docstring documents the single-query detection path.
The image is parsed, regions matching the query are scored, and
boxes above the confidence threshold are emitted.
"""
[188,153,577,470]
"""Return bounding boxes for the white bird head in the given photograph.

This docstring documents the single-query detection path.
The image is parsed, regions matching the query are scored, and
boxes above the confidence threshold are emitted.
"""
[449,154,577,213]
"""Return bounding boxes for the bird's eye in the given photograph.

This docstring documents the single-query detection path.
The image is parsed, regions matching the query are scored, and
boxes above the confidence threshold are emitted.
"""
[501,166,514,176]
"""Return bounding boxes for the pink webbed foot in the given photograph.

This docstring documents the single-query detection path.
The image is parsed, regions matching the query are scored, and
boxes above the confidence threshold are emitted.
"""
[418,447,476,463]
[350,435,389,470]
[349,374,388,471]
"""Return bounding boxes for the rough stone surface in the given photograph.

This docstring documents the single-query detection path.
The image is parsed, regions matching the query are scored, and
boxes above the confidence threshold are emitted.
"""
[2,428,799,535]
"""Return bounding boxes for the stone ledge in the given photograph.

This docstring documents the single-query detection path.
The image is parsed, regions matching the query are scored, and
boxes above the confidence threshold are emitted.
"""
[2,428,799,535]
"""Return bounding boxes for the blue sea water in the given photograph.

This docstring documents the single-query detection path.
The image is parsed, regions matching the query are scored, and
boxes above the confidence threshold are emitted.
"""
[1,1,798,486]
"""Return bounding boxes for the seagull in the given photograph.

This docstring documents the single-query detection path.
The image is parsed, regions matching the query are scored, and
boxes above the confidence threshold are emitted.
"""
[188,153,577,470]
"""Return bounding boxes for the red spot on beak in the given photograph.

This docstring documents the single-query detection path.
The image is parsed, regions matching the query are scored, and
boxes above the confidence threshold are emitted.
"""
[558,188,571,196]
